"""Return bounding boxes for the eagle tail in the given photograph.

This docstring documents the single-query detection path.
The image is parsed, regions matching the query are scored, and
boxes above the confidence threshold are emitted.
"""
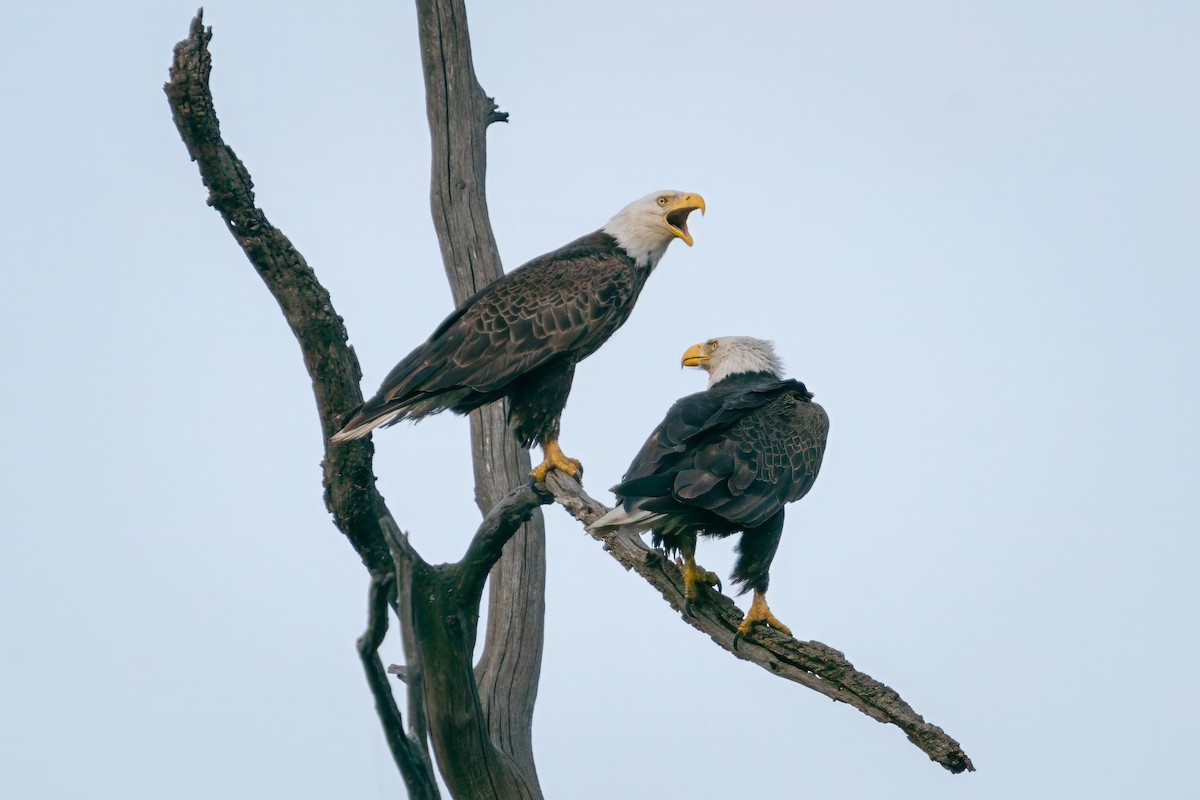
[330,387,476,443]
[587,504,665,533]
[328,406,406,443]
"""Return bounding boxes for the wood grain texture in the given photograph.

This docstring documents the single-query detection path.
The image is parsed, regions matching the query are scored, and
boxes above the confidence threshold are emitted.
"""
[413,0,545,792]
[358,575,441,800]
[382,504,545,800]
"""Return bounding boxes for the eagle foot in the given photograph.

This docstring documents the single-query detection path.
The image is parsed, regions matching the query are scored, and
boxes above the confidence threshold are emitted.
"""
[530,440,583,484]
[676,556,722,617]
[733,590,791,650]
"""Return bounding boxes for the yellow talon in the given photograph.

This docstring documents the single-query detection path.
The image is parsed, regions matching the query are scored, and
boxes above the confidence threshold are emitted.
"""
[734,590,792,646]
[678,557,721,603]
[530,440,583,484]
[677,535,722,617]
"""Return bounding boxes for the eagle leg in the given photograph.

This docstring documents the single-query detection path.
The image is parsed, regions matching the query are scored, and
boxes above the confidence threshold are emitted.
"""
[677,534,722,617]
[732,590,792,650]
[530,439,584,484]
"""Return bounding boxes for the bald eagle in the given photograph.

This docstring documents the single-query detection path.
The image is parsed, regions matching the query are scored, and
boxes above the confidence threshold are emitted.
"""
[590,337,828,646]
[331,191,706,482]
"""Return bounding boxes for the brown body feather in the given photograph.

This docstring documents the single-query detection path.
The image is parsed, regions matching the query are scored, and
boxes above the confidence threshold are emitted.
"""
[333,231,647,446]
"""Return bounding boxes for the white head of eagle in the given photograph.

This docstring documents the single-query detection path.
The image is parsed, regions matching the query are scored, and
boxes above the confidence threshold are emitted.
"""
[681,336,784,387]
[602,190,706,270]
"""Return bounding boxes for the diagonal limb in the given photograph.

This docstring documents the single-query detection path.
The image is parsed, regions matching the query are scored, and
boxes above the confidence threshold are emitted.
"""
[543,472,975,775]
[357,574,440,800]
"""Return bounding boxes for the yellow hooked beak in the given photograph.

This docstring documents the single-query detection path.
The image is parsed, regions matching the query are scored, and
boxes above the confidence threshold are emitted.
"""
[664,193,706,247]
[681,341,713,368]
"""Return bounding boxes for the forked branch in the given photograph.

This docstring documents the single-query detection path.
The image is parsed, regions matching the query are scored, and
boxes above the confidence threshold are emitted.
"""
[414,0,547,789]
[357,575,440,799]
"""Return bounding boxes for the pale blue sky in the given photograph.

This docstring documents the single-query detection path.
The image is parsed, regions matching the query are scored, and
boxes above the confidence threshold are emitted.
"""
[2,1,1198,798]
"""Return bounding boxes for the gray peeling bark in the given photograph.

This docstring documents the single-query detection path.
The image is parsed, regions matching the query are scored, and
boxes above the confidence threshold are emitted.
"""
[414,0,545,786]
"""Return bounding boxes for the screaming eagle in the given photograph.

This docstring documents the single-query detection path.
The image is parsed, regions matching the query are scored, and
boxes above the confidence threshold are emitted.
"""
[331,190,706,482]
[590,337,829,646]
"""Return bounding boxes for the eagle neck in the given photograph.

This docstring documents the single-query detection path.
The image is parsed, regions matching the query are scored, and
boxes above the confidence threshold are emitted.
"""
[709,370,781,391]
[601,219,673,270]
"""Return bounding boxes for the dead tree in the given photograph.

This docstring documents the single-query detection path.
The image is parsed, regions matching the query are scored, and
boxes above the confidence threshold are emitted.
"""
[165,4,974,798]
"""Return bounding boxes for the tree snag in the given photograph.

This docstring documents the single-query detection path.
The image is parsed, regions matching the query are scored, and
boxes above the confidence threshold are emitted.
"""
[165,5,973,798]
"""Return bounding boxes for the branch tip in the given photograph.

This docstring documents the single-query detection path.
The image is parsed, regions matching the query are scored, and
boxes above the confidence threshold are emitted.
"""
[484,95,509,126]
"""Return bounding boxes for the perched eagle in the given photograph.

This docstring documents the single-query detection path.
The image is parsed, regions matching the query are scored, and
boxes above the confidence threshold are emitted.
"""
[590,337,829,646]
[330,190,706,482]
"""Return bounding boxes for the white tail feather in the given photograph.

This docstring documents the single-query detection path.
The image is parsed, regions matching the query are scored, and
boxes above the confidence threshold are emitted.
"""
[588,505,665,533]
[329,410,404,443]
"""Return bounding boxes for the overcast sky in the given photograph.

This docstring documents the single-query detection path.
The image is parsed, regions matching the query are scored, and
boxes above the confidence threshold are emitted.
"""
[2,1,1198,798]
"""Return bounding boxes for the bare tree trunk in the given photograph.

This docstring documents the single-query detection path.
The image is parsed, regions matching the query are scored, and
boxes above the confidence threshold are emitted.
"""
[413,0,546,784]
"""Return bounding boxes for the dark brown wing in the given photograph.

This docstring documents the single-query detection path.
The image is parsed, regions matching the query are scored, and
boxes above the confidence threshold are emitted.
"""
[380,236,642,401]
[616,387,731,484]
[333,234,647,438]
[676,392,828,529]
[614,380,828,531]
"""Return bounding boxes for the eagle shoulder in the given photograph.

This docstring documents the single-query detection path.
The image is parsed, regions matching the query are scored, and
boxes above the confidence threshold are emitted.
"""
[386,234,641,400]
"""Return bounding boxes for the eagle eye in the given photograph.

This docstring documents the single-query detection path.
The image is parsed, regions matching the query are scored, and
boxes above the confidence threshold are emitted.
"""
[657,196,669,206]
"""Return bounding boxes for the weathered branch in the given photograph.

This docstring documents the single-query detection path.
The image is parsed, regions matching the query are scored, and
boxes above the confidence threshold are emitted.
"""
[382,537,539,798]
[458,484,553,602]
[378,486,547,800]
[381,514,434,769]
[541,472,976,775]
[357,575,441,799]
[414,0,546,792]
[169,6,548,797]
[163,9,390,575]
[166,11,433,795]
